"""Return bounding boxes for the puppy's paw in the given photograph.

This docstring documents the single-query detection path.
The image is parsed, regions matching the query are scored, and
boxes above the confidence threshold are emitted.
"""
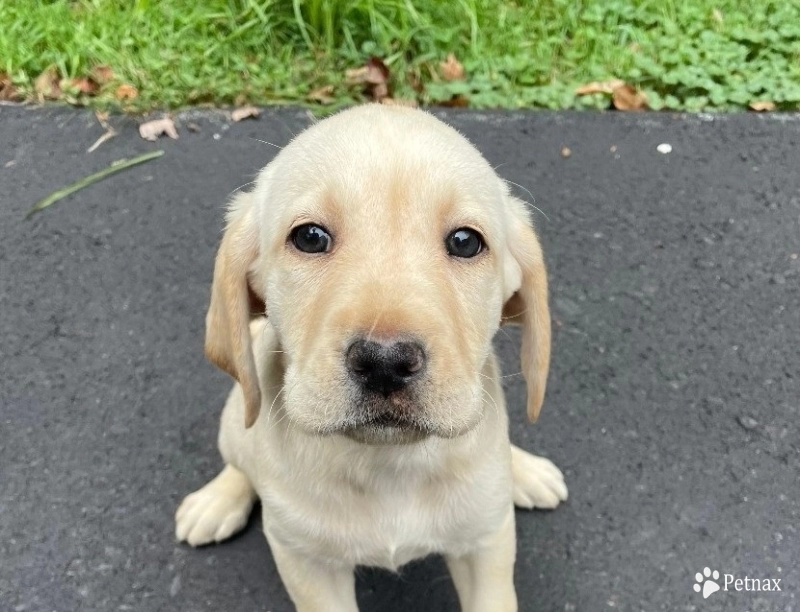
[175,465,256,547]
[511,445,568,510]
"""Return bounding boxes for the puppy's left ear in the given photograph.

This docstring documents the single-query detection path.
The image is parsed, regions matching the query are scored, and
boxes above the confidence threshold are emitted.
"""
[205,191,265,428]
[501,195,551,422]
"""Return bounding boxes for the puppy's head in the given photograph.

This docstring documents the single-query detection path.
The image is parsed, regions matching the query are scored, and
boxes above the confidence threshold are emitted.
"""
[206,105,550,443]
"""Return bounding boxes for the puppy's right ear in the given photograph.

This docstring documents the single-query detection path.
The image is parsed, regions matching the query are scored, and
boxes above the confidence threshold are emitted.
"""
[205,192,264,428]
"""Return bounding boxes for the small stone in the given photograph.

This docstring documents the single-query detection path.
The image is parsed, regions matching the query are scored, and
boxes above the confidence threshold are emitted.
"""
[169,575,181,597]
[656,143,672,154]
[737,415,759,430]
[561,146,572,158]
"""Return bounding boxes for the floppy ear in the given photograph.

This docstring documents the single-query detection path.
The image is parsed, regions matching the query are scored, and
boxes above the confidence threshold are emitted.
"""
[205,191,264,428]
[501,196,551,422]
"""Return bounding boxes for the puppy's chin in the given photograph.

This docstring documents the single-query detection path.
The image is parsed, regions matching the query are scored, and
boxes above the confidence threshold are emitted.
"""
[341,422,431,445]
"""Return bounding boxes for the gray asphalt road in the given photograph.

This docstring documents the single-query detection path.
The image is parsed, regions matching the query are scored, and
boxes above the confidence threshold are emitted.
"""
[1,105,797,612]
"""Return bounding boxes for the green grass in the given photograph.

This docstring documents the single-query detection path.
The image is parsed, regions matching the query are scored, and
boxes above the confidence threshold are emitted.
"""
[2,0,800,112]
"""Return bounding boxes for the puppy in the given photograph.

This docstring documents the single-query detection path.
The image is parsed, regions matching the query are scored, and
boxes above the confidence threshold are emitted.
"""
[176,104,567,612]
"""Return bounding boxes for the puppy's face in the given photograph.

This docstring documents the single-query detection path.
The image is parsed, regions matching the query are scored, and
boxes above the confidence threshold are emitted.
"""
[206,106,550,443]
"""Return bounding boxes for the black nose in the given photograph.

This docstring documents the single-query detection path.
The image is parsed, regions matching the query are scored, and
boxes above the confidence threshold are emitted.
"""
[346,339,426,397]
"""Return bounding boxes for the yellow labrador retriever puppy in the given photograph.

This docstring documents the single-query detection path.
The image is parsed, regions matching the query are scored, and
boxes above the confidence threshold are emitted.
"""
[176,104,567,612]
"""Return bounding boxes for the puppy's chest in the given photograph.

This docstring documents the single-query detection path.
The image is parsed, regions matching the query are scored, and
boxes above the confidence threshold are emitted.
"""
[264,474,502,570]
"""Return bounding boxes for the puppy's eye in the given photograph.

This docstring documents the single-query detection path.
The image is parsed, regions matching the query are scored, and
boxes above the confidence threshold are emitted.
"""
[445,228,484,258]
[291,224,332,254]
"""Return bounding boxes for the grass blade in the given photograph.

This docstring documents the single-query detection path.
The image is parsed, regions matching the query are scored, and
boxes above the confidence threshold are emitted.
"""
[26,150,165,219]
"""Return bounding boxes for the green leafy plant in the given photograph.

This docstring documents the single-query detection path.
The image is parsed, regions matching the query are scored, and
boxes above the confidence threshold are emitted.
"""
[0,0,797,111]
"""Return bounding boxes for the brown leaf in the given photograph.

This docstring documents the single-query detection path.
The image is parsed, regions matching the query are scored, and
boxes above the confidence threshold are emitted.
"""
[749,101,776,112]
[611,84,648,111]
[407,68,424,93]
[345,66,369,84]
[139,117,178,141]
[34,67,62,100]
[346,57,391,101]
[380,97,418,108]
[69,77,99,96]
[308,85,335,105]
[438,95,470,108]
[440,54,465,81]
[231,105,260,122]
[115,84,138,101]
[91,65,115,85]
[346,57,389,85]
[0,73,20,101]
[575,79,624,95]
[364,57,390,85]
[371,82,389,101]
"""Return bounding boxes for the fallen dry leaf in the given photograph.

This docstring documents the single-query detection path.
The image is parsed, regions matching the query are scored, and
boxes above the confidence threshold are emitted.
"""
[34,67,61,100]
[612,84,648,111]
[87,127,117,153]
[0,73,19,101]
[407,68,424,93]
[561,146,572,158]
[95,111,110,128]
[749,101,776,112]
[437,94,470,108]
[575,79,624,95]
[231,106,260,122]
[365,57,389,85]
[380,97,419,108]
[345,66,369,83]
[346,57,391,101]
[139,117,178,141]
[115,84,138,101]
[68,77,99,96]
[307,85,335,105]
[87,110,117,153]
[91,65,115,85]
[440,54,465,81]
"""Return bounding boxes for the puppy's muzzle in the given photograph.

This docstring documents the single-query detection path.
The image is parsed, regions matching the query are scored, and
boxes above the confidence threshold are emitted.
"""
[345,338,426,397]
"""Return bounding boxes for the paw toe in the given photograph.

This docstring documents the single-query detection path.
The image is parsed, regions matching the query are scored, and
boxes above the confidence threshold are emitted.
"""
[511,447,568,510]
[175,476,255,547]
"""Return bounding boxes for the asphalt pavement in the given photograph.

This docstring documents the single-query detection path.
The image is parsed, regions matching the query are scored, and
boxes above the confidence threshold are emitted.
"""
[1,105,798,612]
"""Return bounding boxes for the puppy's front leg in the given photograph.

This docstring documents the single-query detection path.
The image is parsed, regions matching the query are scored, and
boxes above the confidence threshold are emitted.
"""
[445,510,518,612]
[265,528,358,612]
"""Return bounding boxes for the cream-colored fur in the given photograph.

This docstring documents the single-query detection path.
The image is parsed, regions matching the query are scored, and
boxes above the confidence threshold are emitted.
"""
[176,105,567,612]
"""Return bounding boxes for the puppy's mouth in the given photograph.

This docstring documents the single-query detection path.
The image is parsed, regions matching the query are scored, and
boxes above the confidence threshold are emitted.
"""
[339,398,433,444]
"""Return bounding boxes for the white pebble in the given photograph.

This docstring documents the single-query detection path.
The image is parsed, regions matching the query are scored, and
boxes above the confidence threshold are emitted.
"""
[656,143,672,154]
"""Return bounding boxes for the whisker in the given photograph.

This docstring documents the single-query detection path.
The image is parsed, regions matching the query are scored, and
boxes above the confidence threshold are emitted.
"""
[248,136,284,150]
[505,180,550,222]
[228,179,258,197]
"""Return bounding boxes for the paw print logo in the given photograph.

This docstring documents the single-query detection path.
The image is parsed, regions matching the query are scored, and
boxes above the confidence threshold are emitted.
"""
[694,567,720,599]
